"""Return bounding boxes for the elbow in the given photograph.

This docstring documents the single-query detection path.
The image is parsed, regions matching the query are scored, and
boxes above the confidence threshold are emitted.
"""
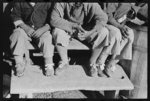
[104,13,108,23]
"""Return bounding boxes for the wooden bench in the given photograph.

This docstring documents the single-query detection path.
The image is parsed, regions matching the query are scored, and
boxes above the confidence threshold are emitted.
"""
[10,39,134,98]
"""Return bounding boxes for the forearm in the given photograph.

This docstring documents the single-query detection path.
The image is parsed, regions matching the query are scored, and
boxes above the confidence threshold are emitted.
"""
[38,24,51,33]
[17,23,35,37]
[108,18,124,29]
[50,16,75,33]
[50,3,74,33]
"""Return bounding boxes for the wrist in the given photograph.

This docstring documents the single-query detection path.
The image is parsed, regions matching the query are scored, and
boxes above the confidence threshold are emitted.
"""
[18,23,27,28]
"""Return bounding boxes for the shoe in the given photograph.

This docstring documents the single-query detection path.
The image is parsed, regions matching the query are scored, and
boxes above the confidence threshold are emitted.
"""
[103,67,113,77]
[55,61,69,76]
[104,59,117,77]
[97,64,107,77]
[45,64,54,76]
[15,62,25,77]
[89,64,98,77]
[103,65,116,77]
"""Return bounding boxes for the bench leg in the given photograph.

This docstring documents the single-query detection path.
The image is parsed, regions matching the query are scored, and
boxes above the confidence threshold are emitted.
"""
[104,90,119,99]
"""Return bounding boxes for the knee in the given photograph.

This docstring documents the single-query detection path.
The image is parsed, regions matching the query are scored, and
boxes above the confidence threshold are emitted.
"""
[9,28,25,42]
[127,29,134,43]
[40,31,52,43]
[53,28,66,38]
[109,27,122,41]
[100,27,109,37]
[52,28,70,46]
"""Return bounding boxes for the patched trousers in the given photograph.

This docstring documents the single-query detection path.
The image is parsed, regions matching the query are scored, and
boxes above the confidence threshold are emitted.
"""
[9,28,54,59]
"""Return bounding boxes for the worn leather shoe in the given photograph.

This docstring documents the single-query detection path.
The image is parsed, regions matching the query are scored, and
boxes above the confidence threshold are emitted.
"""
[55,61,69,76]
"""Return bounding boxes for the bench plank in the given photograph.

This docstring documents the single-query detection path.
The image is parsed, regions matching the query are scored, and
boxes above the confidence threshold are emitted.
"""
[28,38,89,50]
[10,64,134,94]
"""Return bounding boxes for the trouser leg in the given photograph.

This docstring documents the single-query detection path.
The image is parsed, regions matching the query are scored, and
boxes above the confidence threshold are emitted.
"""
[89,27,109,65]
[53,28,70,63]
[116,26,134,60]
[9,28,31,64]
[37,31,54,65]
[97,25,122,65]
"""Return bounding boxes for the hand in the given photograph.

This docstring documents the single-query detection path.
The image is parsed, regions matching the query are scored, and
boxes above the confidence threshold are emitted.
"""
[71,24,86,37]
[31,28,44,39]
[120,25,129,39]
[72,24,86,33]
[18,23,35,37]
[78,25,86,33]
[31,24,50,39]
[78,30,95,40]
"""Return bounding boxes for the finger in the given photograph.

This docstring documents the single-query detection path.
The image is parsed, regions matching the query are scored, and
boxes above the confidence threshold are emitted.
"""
[31,32,35,37]
[79,32,85,35]
[80,29,86,33]
[124,33,128,38]
[31,32,38,38]
[28,32,33,37]
[123,29,129,36]
[79,26,85,33]
[122,31,128,38]
[122,34,126,40]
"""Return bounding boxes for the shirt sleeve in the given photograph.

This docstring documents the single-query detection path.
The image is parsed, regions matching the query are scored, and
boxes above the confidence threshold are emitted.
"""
[89,3,108,30]
[106,3,128,28]
[11,3,24,27]
[50,3,75,33]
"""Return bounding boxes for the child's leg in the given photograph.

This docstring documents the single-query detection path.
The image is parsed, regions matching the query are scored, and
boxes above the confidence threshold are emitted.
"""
[53,28,71,76]
[101,25,122,77]
[53,28,70,65]
[89,27,109,66]
[38,31,54,76]
[10,28,31,77]
[88,27,109,77]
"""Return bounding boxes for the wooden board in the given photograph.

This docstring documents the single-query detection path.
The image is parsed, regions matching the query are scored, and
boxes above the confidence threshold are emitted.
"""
[10,64,134,94]
[28,38,89,50]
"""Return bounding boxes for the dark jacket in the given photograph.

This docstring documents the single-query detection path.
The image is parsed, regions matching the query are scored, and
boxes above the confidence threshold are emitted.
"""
[50,3,108,33]
[11,2,53,29]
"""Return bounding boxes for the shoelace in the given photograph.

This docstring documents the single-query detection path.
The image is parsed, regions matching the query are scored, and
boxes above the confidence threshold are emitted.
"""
[45,64,54,70]
[97,63,105,71]
[90,63,98,69]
